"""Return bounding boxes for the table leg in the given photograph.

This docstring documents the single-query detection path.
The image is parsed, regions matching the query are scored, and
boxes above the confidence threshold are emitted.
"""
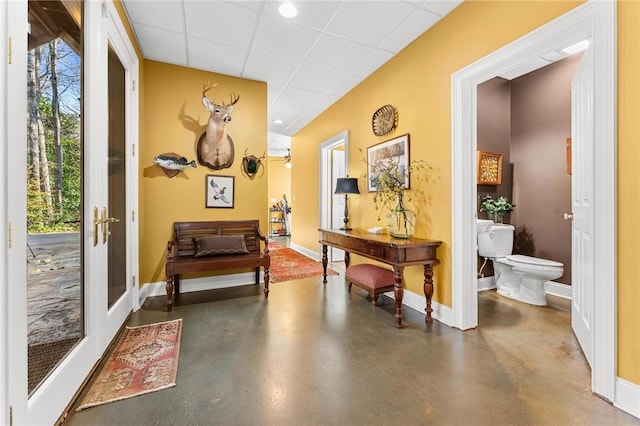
[344,251,350,268]
[321,244,328,284]
[423,264,435,322]
[393,265,405,328]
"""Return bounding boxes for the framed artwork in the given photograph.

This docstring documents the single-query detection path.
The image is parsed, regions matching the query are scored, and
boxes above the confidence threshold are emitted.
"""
[367,133,410,192]
[476,151,503,185]
[206,175,234,208]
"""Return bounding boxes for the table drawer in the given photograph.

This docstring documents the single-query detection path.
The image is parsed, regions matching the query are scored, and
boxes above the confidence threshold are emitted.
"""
[363,243,385,259]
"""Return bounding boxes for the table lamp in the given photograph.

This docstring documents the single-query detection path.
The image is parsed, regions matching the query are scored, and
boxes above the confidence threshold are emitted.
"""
[334,176,360,230]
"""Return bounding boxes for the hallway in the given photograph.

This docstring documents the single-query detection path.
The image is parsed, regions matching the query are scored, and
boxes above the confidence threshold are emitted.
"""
[66,275,638,425]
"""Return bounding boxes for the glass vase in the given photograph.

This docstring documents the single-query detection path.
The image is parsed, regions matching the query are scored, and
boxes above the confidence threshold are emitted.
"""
[386,194,416,239]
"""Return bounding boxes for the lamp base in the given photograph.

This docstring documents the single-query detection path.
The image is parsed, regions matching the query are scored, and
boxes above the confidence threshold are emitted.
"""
[339,226,352,231]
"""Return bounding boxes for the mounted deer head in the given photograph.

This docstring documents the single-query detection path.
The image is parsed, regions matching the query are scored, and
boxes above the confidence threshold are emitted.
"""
[197,82,240,170]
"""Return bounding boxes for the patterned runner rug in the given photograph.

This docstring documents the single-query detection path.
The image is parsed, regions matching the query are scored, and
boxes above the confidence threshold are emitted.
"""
[269,241,338,282]
[76,319,182,411]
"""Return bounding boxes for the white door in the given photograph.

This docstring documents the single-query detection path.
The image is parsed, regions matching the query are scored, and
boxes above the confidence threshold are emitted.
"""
[570,45,594,367]
[4,1,137,424]
[330,149,346,261]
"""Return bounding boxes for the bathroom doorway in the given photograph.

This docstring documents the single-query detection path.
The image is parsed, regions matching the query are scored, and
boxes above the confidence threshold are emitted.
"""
[451,1,616,401]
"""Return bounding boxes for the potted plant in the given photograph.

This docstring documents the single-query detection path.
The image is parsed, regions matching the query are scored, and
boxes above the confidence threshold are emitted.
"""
[365,152,434,238]
[480,195,515,223]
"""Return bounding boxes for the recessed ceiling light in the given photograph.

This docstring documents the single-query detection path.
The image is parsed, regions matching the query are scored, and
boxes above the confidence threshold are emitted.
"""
[274,119,283,124]
[562,39,590,55]
[278,2,298,18]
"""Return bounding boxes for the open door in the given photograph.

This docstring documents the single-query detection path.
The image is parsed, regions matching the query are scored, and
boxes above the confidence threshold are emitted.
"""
[570,44,594,367]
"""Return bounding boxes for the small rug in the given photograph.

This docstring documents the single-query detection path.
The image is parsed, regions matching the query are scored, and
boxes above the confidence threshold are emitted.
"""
[269,242,338,282]
[76,319,182,411]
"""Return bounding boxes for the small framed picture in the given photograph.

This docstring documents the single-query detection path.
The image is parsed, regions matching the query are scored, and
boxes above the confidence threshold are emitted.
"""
[477,151,503,185]
[206,175,234,208]
[367,133,410,192]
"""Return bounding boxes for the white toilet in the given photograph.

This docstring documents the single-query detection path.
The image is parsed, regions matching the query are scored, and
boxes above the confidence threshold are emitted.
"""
[477,224,564,306]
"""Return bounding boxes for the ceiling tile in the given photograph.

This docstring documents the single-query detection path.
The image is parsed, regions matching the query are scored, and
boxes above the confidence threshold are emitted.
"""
[252,14,321,63]
[187,37,248,77]
[132,24,187,64]
[377,8,440,52]
[326,1,415,46]
[303,33,372,74]
[418,0,464,17]
[243,52,298,85]
[287,65,345,93]
[325,74,362,96]
[184,2,258,50]
[261,1,342,31]
[277,87,325,108]
[348,49,394,79]
[123,1,185,33]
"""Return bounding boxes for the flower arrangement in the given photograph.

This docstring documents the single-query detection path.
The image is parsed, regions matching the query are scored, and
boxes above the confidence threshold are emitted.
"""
[480,195,515,222]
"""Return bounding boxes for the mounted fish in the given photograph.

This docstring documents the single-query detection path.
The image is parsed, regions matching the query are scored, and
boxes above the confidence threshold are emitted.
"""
[197,83,239,170]
[241,149,265,178]
[154,153,196,178]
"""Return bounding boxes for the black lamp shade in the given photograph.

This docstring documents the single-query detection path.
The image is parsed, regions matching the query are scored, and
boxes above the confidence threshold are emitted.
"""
[334,177,360,195]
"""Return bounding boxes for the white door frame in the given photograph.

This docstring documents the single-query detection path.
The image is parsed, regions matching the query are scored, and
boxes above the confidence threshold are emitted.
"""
[2,1,139,423]
[451,0,615,400]
[319,129,349,232]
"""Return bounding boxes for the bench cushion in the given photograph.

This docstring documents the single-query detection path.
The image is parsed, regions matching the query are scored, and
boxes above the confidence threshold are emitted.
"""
[194,235,250,257]
[346,264,395,289]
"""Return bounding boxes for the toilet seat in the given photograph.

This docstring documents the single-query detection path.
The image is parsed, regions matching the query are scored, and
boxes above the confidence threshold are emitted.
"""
[496,255,563,273]
[506,254,563,268]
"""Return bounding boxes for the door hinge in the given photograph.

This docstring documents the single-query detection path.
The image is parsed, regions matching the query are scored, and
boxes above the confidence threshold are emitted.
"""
[131,276,136,288]
[8,221,12,248]
[132,144,135,156]
[131,210,135,222]
[9,405,12,426]
[8,37,12,64]
[132,80,136,91]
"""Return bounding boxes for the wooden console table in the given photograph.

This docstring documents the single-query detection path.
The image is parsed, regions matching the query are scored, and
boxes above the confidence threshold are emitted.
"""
[318,228,442,328]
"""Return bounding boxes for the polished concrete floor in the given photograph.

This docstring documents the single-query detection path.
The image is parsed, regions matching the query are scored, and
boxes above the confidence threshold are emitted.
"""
[65,275,639,425]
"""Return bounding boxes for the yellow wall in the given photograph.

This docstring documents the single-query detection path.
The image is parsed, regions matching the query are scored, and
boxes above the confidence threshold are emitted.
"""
[267,156,291,205]
[292,1,639,385]
[140,60,268,284]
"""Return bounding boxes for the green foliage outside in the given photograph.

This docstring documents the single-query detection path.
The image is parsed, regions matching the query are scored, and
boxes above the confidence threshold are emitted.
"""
[27,97,81,233]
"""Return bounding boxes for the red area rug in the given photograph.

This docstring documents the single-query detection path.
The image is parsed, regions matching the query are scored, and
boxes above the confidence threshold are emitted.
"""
[269,241,338,282]
[76,319,182,411]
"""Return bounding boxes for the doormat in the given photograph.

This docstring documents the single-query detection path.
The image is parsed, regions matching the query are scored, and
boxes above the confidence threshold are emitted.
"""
[268,242,338,282]
[76,319,182,411]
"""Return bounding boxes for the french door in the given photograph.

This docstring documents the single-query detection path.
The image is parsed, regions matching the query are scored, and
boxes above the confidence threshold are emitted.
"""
[3,1,138,424]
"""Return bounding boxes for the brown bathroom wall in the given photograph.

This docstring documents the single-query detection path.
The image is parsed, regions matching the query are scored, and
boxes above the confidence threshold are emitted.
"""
[510,54,583,285]
[477,77,512,277]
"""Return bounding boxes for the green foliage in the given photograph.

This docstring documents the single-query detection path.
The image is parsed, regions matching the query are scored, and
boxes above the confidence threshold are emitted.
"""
[361,148,436,221]
[480,195,515,218]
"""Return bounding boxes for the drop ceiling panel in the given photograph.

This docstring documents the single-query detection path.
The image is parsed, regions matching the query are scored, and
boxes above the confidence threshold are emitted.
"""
[252,14,321,62]
[184,2,258,50]
[124,1,185,33]
[132,24,187,64]
[288,65,344,93]
[303,33,372,73]
[187,37,248,77]
[419,0,463,17]
[261,1,342,31]
[378,8,440,52]
[243,52,298,85]
[348,49,395,79]
[326,1,415,46]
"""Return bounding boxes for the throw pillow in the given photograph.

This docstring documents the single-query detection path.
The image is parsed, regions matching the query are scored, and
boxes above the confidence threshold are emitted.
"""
[194,235,249,257]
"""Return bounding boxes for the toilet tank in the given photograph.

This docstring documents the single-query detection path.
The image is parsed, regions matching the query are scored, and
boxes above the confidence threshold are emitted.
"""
[477,224,514,258]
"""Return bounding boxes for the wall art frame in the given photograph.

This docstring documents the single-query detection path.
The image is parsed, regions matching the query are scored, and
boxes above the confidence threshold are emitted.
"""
[205,174,234,208]
[366,133,410,192]
[476,150,503,185]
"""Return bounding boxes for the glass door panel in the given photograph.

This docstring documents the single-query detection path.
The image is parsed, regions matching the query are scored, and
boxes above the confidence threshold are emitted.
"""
[26,0,83,395]
[107,44,127,307]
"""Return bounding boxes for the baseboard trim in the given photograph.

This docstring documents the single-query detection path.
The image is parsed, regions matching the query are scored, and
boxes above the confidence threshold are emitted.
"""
[384,288,453,327]
[615,377,640,419]
[289,242,318,261]
[544,281,572,300]
[139,272,262,306]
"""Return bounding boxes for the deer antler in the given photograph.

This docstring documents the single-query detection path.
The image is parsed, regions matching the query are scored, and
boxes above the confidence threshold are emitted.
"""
[202,82,217,98]
[225,92,240,107]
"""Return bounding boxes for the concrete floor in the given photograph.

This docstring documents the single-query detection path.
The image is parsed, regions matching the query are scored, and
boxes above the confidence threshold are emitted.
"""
[65,275,639,425]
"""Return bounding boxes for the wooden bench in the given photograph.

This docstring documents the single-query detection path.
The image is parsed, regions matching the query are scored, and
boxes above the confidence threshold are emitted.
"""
[345,264,396,305]
[165,220,270,311]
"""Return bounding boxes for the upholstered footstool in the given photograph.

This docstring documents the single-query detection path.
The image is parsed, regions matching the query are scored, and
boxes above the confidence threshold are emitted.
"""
[345,264,396,305]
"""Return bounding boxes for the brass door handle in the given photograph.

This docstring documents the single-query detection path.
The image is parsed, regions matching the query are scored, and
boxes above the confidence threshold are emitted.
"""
[101,207,120,244]
[93,207,103,246]
[563,212,574,221]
